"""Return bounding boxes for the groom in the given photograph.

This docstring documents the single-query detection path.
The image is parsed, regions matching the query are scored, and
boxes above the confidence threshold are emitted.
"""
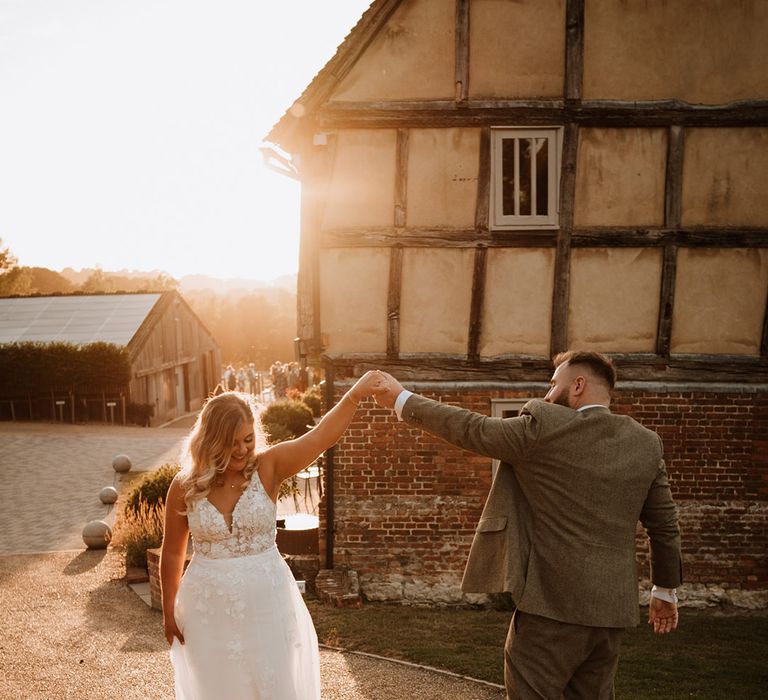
[374,351,682,699]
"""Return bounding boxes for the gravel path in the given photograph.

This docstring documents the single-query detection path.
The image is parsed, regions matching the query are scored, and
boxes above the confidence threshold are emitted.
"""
[0,551,504,700]
[0,421,504,699]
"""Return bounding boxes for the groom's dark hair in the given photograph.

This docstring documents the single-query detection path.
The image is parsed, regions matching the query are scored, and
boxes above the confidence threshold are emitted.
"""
[553,350,617,390]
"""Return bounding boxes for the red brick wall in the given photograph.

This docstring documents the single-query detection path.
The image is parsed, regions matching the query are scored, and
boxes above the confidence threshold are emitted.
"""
[321,384,767,604]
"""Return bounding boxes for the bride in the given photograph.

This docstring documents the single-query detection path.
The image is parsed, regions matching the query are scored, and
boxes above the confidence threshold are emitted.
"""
[160,371,382,699]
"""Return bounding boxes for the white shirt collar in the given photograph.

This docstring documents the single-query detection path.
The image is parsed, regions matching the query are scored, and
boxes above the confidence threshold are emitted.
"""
[577,404,609,412]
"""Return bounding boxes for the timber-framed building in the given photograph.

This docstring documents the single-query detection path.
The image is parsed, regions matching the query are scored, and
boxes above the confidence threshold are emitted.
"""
[265,0,768,606]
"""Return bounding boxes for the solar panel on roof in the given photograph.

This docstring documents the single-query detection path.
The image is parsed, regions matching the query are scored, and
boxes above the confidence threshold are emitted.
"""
[0,294,162,346]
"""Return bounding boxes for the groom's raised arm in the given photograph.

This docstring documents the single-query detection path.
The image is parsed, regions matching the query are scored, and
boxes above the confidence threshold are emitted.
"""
[375,371,538,464]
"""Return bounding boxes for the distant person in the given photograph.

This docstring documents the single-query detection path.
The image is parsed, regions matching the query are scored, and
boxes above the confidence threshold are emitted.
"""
[224,364,237,391]
[373,352,682,699]
[247,363,259,396]
[160,372,384,699]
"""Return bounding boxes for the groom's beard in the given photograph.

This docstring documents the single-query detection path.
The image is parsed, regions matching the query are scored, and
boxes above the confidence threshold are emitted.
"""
[550,389,573,409]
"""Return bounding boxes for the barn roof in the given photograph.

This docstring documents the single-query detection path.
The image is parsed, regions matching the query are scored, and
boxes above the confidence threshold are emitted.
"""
[265,0,397,151]
[0,293,162,346]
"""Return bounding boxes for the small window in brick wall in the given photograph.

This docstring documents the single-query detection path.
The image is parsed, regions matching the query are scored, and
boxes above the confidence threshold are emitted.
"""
[490,127,562,230]
[491,399,528,479]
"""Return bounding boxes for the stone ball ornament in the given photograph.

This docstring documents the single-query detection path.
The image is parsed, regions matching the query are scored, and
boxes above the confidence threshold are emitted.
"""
[99,486,119,504]
[82,520,112,549]
[112,454,132,473]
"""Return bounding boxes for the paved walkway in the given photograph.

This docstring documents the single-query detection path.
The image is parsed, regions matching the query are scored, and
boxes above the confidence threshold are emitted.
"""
[0,422,505,699]
[0,422,186,554]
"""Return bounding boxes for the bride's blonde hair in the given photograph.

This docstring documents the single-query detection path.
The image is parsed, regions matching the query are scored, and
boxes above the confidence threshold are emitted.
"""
[178,392,264,507]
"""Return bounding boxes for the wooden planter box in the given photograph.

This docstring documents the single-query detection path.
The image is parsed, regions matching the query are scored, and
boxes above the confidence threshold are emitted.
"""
[276,527,319,556]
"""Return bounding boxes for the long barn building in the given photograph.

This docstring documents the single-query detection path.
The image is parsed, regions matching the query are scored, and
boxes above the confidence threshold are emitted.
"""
[265,0,768,607]
[0,291,220,426]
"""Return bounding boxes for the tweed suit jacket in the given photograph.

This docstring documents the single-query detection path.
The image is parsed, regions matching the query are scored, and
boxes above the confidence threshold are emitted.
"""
[401,395,683,628]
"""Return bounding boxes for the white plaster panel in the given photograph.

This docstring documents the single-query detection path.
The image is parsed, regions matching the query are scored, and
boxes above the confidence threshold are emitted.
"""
[682,128,768,227]
[321,130,396,229]
[469,0,565,99]
[406,128,480,228]
[479,248,555,358]
[319,248,390,354]
[574,128,667,227]
[399,248,474,354]
[331,0,455,101]
[584,0,768,103]
[671,248,768,356]
[568,248,662,353]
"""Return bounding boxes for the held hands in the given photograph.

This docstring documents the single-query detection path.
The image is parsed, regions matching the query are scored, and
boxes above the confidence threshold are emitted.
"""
[345,370,405,409]
[346,370,386,405]
[373,371,405,409]
[648,596,679,635]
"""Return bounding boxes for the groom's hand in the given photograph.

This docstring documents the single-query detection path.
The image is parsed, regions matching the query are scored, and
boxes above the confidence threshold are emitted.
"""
[374,371,405,409]
[648,596,679,635]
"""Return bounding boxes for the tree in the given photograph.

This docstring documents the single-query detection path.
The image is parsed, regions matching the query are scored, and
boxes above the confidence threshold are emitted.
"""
[0,238,16,271]
[0,239,32,296]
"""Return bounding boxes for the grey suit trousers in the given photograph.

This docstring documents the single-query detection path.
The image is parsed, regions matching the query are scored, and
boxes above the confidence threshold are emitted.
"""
[505,611,624,700]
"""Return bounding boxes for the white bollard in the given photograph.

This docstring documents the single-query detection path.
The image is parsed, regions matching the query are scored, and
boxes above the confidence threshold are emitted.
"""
[112,454,132,473]
[82,520,112,549]
[99,486,119,504]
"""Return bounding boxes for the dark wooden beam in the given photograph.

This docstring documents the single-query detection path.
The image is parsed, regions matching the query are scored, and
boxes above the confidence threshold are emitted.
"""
[658,126,683,359]
[320,227,768,249]
[551,123,579,355]
[665,126,684,227]
[656,244,678,358]
[455,0,470,102]
[311,134,338,353]
[320,228,553,248]
[394,128,409,227]
[474,127,491,232]
[565,0,585,101]
[323,354,768,384]
[467,246,488,361]
[387,246,403,359]
[316,99,768,130]
[762,284,768,358]
[571,229,768,247]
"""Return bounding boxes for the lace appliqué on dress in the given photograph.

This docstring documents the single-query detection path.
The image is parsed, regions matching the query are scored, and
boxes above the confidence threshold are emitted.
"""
[187,472,277,560]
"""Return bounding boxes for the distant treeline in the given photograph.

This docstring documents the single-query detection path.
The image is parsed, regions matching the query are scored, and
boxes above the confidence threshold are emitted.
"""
[184,288,296,367]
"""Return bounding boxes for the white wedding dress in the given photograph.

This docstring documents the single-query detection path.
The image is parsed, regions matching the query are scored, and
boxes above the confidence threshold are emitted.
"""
[170,470,320,699]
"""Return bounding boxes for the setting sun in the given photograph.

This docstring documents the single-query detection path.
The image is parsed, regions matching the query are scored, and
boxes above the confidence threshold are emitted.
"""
[0,0,370,281]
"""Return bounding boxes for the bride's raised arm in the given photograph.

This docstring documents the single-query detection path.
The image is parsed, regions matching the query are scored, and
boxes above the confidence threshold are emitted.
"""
[257,370,382,501]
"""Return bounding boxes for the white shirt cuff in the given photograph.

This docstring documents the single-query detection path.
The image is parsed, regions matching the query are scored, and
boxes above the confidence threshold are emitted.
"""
[651,585,678,604]
[394,390,413,421]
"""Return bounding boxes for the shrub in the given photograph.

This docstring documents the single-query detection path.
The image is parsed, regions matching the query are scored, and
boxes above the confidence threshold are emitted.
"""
[300,383,322,418]
[112,498,165,570]
[123,463,180,517]
[260,400,314,504]
[260,400,314,444]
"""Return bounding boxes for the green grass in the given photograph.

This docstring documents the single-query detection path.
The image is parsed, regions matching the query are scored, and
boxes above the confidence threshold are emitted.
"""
[307,602,768,699]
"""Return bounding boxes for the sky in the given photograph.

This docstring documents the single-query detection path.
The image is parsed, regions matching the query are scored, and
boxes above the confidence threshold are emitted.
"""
[0,0,371,282]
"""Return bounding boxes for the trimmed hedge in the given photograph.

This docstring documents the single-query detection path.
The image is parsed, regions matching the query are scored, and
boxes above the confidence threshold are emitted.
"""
[0,341,131,392]
[260,400,314,444]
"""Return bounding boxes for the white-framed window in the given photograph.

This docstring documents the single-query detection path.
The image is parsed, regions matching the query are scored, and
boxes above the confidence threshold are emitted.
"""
[490,399,528,479]
[490,127,562,230]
